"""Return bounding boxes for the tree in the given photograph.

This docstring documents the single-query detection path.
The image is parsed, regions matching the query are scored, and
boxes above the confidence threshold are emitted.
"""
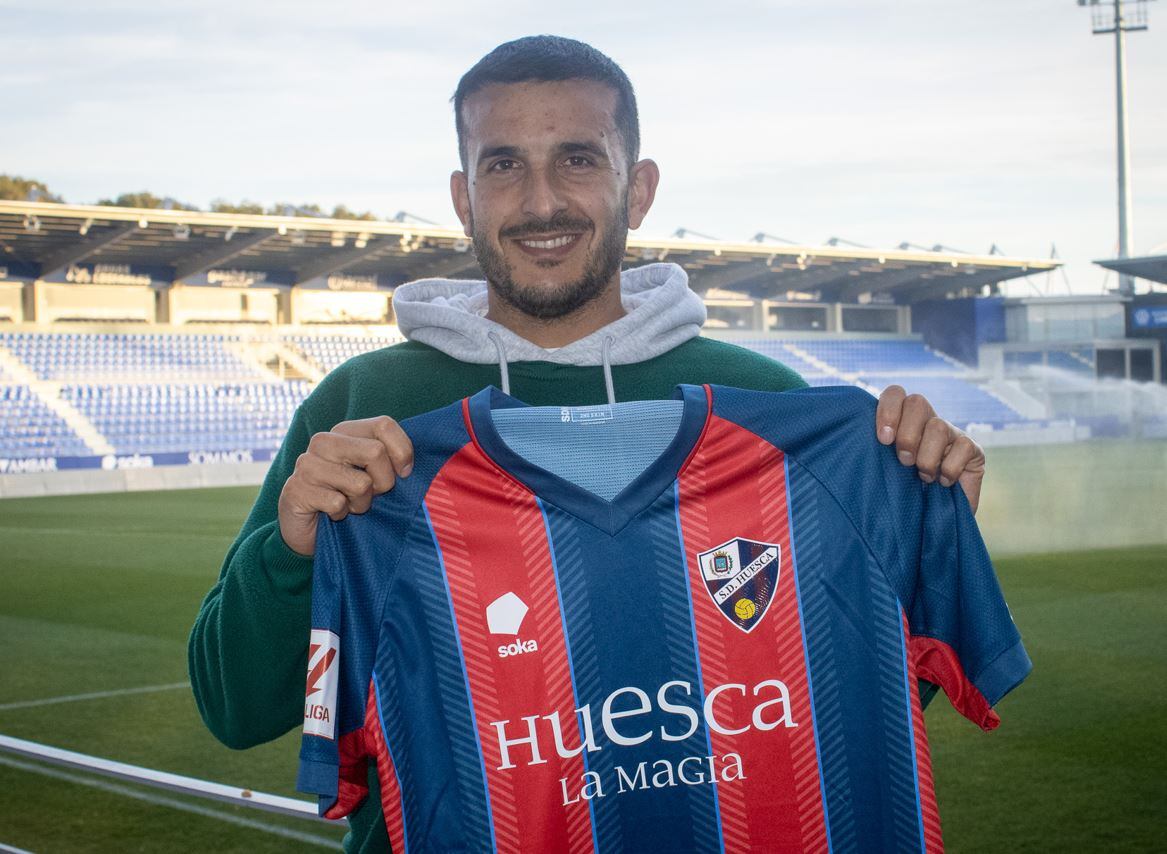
[330,204,378,221]
[96,192,200,211]
[0,174,64,203]
[210,199,265,215]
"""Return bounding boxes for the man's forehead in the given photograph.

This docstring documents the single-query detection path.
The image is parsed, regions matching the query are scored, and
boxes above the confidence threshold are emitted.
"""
[461,79,619,148]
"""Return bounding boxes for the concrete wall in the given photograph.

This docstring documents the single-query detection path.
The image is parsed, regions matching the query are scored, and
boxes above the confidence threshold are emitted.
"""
[0,462,268,499]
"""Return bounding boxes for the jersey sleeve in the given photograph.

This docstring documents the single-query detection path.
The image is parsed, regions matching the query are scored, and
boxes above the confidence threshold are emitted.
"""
[707,384,1032,731]
[296,513,375,819]
[906,479,1032,730]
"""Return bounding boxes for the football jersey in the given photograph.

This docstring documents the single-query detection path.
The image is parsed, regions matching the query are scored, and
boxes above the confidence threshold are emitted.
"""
[297,384,1031,854]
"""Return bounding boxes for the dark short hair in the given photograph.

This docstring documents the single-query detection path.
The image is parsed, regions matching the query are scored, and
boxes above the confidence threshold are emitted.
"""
[453,35,640,170]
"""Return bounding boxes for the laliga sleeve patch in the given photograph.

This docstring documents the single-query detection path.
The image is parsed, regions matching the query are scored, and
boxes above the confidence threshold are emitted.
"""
[303,629,340,740]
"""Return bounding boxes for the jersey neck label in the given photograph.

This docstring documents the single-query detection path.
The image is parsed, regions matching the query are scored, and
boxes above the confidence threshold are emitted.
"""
[559,404,614,424]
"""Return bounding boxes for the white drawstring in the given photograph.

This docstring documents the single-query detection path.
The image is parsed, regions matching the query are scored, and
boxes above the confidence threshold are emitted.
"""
[487,331,510,395]
[601,336,616,406]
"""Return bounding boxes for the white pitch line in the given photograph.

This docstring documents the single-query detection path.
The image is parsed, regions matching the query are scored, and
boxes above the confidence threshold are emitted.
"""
[0,842,35,854]
[0,755,339,849]
[0,681,190,711]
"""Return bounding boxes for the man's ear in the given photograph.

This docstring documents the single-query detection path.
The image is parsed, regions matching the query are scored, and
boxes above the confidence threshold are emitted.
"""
[450,170,473,237]
[626,158,660,230]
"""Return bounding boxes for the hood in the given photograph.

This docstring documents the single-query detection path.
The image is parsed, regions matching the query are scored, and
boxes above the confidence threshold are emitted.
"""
[391,262,706,367]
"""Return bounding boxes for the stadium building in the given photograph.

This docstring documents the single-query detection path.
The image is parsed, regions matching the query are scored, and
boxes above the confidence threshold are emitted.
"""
[0,198,1162,497]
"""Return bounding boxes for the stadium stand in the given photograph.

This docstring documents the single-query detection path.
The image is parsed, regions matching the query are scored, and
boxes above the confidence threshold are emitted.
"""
[0,331,267,383]
[794,339,960,374]
[0,330,1035,464]
[284,333,403,373]
[0,385,91,459]
[61,382,311,455]
[857,375,1025,425]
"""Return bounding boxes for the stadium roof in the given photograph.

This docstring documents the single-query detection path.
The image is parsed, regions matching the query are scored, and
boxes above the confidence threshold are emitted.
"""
[0,201,1060,303]
[1094,254,1167,287]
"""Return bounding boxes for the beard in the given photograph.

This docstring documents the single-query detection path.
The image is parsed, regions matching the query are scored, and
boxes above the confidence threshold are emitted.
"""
[471,205,629,320]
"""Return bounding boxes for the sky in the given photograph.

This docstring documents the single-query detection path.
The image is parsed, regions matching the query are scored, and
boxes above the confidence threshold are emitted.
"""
[1,0,1164,295]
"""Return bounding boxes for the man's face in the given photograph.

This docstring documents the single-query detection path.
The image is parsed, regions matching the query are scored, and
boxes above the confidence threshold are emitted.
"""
[451,80,655,319]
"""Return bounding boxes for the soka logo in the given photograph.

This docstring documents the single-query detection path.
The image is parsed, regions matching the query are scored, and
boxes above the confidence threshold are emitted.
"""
[487,592,539,658]
[697,537,781,633]
[303,629,339,739]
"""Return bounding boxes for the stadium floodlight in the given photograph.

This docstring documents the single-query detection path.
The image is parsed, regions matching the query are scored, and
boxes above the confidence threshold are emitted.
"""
[354,232,370,249]
[223,225,238,242]
[137,217,149,229]
[827,236,870,249]
[1079,0,1156,295]
[330,231,346,248]
[392,210,441,226]
[752,232,798,244]
[78,218,93,236]
[672,227,721,241]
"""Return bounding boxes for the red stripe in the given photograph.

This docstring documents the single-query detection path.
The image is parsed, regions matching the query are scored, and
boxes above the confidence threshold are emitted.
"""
[426,443,595,854]
[364,687,407,852]
[323,721,368,821]
[903,617,945,853]
[910,635,1000,731]
[677,415,828,854]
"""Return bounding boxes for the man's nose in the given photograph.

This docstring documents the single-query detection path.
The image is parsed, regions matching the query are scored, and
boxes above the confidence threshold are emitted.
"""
[520,164,569,222]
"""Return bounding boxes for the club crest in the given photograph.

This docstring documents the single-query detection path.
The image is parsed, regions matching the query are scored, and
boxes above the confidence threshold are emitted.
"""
[696,537,780,633]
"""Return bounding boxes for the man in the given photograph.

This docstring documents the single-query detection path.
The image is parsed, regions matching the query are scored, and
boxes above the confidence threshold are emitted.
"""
[190,35,985,851]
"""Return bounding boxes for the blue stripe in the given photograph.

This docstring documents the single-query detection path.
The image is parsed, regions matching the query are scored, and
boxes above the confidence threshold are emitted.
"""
[783,460,833,853]
[371,671,410,854]
[535,497,600,854]
[895,607,927,854]
[673,481,725,854]
[424,501,498,854]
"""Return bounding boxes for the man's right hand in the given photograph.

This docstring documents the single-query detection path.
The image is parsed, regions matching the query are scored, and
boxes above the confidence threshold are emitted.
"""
[277,416,415,557]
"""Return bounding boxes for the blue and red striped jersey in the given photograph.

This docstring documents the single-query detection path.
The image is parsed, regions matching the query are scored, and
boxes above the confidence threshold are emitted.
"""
[298,384,1031,853]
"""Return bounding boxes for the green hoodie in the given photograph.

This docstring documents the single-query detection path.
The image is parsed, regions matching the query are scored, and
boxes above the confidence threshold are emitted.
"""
[188,336,806,852]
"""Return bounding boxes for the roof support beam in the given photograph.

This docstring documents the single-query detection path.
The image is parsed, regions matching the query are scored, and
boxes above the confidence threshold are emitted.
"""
[173,231,275,282]
[896,270,1005,303]
[689,261,773,293]
[415,254,481,279]
[836,267,935,302]
[38,223,138,279]
[293,241,390,286]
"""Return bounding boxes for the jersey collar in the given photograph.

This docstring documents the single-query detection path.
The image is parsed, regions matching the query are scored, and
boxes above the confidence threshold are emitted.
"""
[464,384,712,535]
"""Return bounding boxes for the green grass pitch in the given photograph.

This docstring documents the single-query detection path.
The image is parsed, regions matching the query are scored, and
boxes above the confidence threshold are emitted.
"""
[0,487,1163,852]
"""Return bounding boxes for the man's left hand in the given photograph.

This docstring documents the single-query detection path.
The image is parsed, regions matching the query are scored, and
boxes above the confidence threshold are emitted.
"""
[875,385,986,514]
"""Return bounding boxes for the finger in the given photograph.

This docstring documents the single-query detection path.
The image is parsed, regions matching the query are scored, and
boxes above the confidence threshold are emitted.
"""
[893,393,935,466]
[307,430,389,471]
[295,480,353,523]
[914,417,952,483]
[938,433,983,489]
[297,454,378,511]
[335,416,415,479]
[960,466,983,515]
[874,384,906,446]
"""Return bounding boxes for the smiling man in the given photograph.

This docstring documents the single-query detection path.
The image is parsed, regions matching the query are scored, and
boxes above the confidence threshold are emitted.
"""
[190,35,987,852]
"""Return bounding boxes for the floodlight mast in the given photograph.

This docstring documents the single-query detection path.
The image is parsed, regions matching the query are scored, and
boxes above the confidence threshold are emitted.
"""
[1080,0,1153,295]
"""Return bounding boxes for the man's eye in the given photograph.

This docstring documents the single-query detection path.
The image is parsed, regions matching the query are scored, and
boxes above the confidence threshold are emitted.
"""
[564,155,593,168]
[489,159,518,172]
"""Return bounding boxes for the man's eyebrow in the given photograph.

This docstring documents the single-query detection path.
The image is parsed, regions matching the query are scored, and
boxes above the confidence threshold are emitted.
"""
[559,141,609,159]
[479,145,522,161]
